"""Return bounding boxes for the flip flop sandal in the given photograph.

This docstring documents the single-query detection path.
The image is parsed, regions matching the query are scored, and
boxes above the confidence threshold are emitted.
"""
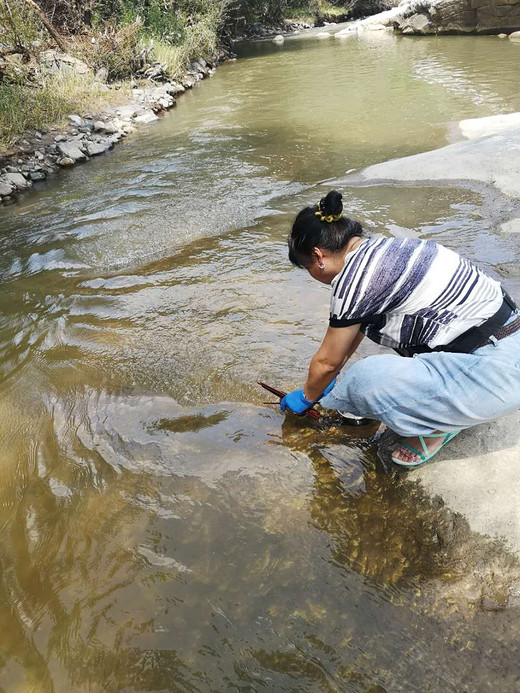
[391,430,462,468]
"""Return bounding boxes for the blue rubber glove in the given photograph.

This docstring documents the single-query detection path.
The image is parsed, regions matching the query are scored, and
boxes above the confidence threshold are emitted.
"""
[280,389,314,414]
[280,379,336,414]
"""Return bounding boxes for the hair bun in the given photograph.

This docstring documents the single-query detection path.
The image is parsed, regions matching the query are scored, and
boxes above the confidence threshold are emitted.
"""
[320,190,343,217]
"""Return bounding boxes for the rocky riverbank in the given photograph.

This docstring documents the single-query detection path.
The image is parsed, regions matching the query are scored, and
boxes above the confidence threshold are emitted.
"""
[336,0,520,34]
[0,48,232,205]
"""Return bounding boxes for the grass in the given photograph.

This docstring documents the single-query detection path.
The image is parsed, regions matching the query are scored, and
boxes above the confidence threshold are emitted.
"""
[284,8,316,23]
[0,74,129,152]
[285,1,350,23]
[145,4,224,81]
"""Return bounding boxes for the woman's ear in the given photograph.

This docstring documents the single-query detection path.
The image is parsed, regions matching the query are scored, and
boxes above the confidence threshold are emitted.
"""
[312,247,325,269]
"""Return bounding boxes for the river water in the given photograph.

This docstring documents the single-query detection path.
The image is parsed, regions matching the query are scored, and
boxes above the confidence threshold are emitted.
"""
[1,32,520,691]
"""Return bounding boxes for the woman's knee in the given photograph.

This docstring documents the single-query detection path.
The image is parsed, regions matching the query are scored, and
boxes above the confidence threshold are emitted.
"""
[330,355,402,415]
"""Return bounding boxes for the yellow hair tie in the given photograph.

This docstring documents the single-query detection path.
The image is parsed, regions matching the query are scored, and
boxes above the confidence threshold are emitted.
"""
[315,209,342,223]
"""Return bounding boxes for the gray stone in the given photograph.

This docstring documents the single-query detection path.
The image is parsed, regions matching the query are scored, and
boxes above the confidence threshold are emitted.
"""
[134,111,160,124]
[84,140,112,156]
[116,105,138,119]
[166,82,185,96]
[102,121,120,135]
[58,141,87,162]
[41,51,89,75]
[29,171,46,181]
[68,115,84,127]
[93,120,106,132]
[0,182,14,196]
[54,135,67,142]
[58,157,75,167]
[3,172,31,189]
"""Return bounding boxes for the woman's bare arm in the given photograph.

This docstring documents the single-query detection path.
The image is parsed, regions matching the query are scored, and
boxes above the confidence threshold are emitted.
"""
[303,324,364,402]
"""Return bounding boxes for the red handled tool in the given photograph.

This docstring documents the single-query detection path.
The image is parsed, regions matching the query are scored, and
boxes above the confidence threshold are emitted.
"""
[258,381,321,421]
[258,381,375,427]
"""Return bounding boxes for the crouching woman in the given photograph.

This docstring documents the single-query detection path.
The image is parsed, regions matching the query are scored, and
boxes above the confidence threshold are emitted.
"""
[281,190,520,466]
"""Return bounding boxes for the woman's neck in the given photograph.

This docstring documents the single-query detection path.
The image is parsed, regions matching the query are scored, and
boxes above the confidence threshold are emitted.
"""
[342,235,364,261]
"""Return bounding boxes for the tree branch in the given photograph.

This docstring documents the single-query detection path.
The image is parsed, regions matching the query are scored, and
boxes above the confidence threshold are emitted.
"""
[22,0,68,53]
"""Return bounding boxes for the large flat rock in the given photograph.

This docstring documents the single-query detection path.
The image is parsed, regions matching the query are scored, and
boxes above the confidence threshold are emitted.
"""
[354,129,520,198]
[459,111,520,140]
[410,411,520,556]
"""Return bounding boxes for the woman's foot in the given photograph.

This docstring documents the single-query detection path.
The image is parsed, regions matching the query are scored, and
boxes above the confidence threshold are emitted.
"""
[392,433,443,465]
[391,430,461,467]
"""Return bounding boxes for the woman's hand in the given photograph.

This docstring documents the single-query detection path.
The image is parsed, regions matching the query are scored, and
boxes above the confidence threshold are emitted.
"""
[280,379,336,415]
[280,389,314,414]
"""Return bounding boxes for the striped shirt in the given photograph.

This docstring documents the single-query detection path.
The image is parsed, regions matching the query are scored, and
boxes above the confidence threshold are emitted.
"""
[329,237,504,351]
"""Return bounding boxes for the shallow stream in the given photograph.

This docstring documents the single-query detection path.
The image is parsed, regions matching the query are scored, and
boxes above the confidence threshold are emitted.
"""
[1,31,520,691]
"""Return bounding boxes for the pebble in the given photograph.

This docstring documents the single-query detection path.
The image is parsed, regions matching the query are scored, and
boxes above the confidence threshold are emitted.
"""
[58,157,75,167]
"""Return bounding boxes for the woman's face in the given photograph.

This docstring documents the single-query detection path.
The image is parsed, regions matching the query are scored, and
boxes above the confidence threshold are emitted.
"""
[305,248,342,286]
[306,259,332,285]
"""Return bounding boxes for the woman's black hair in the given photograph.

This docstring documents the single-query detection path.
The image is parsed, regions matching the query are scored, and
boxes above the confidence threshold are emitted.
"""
[288,190,364,268]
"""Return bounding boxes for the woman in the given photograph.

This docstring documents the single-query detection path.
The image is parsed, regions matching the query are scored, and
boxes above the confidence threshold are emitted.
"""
[280,191,520,466]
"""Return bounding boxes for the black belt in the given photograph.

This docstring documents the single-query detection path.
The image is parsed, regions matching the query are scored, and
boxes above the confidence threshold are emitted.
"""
[399,291,517,357]
[477,315,520,349]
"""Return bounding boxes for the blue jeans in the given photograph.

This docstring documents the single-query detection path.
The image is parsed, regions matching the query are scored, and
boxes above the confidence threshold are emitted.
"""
[321,313,520,436]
